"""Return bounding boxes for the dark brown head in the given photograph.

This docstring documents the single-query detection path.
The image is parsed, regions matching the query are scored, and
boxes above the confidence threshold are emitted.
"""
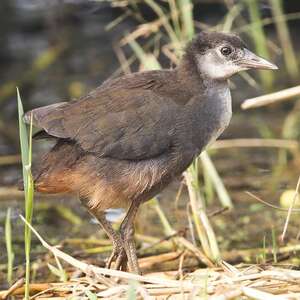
[184,31,278,80]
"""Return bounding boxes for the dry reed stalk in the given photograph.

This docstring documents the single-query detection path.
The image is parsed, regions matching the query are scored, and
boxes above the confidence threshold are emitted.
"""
[211,138,298,150]
[0,283,58,299]
[281,175,300,241]
[2,260,300,299]
[184,169,220,261]
[241,85,300,109]
[0,278,24,299]
[0,154,20,165]
[138,251,182,269]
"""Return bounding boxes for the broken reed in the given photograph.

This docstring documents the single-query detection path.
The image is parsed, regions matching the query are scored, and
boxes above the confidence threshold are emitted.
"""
[17,88,34,300]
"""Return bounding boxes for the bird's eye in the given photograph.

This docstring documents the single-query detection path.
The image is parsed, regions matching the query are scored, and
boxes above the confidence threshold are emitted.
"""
[221,47,232,56]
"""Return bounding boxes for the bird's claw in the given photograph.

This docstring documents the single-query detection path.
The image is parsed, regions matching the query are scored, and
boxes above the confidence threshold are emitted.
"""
[105,239,140,274]
[106,239,128,271]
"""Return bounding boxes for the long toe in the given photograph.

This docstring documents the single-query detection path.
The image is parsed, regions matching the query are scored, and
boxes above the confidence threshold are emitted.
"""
[106,249,118,269]
[106,238,125,270]
[114,249,128,271]
[106,238,130,271]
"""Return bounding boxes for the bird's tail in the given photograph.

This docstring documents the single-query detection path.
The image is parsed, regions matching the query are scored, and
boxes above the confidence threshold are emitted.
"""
[18,139,82,194]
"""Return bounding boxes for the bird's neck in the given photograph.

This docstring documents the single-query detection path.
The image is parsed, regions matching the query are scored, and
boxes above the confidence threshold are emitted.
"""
[176,54,228,95]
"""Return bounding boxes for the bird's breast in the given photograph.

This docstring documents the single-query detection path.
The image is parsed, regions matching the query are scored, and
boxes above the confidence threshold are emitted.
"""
[206,87,232,146]
[182,85,232,155]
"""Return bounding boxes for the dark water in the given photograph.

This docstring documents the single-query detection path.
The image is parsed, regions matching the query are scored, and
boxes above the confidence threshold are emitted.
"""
[1,0,300,287]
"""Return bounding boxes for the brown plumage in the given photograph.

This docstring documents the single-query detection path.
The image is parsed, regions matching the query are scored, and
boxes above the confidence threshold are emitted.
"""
[24,31,277,273]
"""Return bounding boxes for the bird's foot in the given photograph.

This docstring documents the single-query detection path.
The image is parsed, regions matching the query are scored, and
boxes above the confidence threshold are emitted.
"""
[106,237,128,271]
[105,235,141,274]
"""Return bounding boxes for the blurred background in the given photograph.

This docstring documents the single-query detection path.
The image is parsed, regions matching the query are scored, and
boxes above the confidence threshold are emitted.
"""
[1,0,300,287]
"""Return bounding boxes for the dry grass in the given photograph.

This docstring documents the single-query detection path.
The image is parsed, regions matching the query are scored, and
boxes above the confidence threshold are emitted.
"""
[2,262,300,299]
[2,218,300,299]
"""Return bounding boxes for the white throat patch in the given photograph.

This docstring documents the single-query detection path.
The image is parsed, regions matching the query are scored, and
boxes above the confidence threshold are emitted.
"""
[197,52,242,80]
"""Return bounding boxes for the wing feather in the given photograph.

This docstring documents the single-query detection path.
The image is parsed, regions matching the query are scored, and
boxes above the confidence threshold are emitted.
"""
[24,72,178,160]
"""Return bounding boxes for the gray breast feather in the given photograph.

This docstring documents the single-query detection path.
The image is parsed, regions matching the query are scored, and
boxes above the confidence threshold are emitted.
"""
[206,87,232,147]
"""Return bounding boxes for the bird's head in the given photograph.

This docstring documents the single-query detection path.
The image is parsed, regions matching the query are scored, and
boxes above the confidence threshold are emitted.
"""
[184,31,278,80]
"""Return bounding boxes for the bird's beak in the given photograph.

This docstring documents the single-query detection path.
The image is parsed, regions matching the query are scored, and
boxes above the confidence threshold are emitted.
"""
[238,49,278,70]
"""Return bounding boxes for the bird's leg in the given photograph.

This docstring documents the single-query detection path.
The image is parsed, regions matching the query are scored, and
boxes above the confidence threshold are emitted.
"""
[119,199,142,274]
[79,198,126,270]
[92,211,125,269]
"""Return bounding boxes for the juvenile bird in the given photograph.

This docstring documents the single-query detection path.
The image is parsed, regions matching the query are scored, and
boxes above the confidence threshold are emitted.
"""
[24,31,277,274]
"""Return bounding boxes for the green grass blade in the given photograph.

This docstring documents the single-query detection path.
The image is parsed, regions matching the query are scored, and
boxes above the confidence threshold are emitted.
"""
[246,0,273,90]
[203,163,215,203]
[272,227,278,263]
[17,88,29,187]
[5,208,14,285]
[17,88,35,300]
[167,0,181,39]
[144,0,180,49]
[185,164,221,262]
[269,0,299,81]
[222,3,243,33]
[177,0,194,41]
[200,151,233,208]
[128,40,161,70]
[151,198,176,236]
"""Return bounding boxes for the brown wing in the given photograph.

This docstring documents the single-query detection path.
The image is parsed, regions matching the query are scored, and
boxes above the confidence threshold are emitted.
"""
[24,71,178,160]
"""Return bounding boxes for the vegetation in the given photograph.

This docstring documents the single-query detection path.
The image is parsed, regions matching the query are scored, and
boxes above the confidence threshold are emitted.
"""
[1,0,300,299]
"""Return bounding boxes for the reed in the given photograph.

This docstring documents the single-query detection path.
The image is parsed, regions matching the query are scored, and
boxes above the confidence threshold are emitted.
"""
[200,152,233,208]
[5,208,14,286]
[151,198,176,236]
[246,0,274,90]
[17,88,34,300]
[269,0,299,81]
[177,0,194,41]
[185,161,221,262]
[271,228,278,263]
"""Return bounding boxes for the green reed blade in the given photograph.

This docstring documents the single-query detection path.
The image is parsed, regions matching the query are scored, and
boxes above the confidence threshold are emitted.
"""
[177,0,194,41]
[5,208,14,285]
[246,0,273,90]
[200,151,233,209]
[269,0,299,81]
[17,88,34,300]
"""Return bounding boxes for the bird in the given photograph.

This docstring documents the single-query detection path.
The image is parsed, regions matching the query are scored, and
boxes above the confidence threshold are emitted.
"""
[23,31,277,274]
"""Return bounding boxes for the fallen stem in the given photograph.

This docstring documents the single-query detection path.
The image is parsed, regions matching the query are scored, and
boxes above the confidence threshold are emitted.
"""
[241,85,300,110]
[211,138,298,150]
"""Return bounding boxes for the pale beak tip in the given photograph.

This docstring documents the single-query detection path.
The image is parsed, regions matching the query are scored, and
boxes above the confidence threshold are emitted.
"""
[272,64,279,70]
[256,60,279,70]
[267,62,279,70]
